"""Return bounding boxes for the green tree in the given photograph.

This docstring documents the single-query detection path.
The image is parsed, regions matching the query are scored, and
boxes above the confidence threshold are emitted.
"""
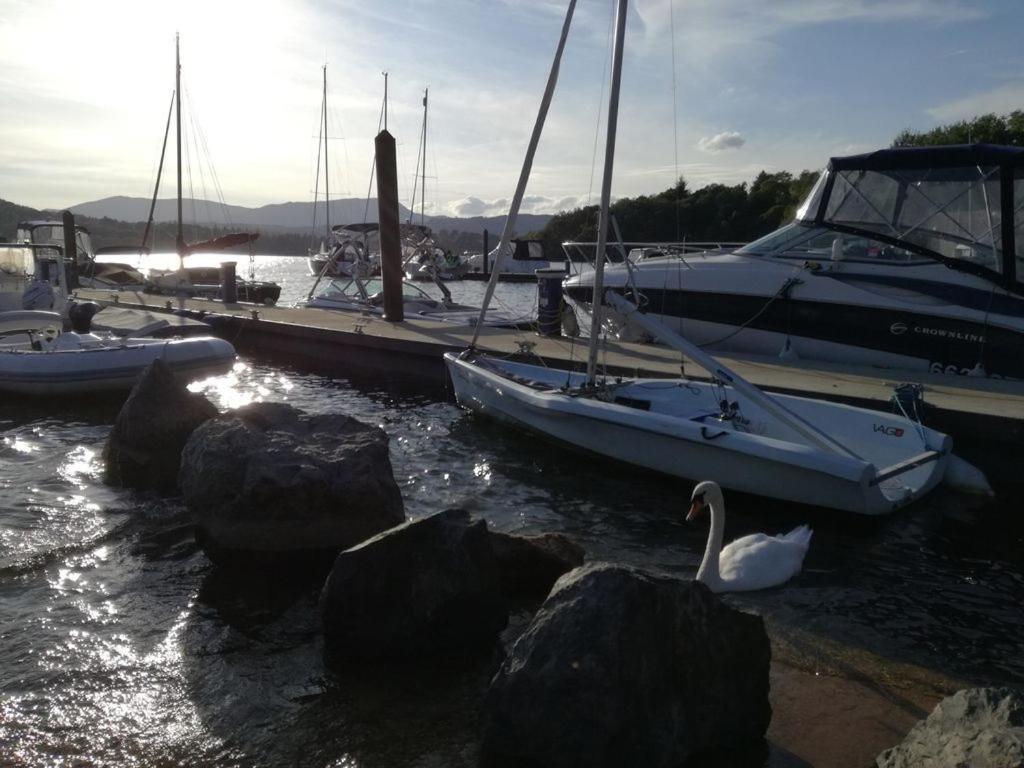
[892,111,1024,147]
[531,169,820,248]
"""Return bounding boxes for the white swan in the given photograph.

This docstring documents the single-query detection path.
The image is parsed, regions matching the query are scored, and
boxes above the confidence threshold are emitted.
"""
[687,480,811,593]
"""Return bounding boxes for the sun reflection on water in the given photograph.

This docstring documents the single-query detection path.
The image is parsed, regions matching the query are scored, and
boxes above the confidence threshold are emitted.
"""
[189,361,295,411]
[58,445,101,487]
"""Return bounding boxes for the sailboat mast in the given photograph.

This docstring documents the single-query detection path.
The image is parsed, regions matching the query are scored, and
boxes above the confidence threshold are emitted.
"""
[323,65,330,238]
[421,88,428,227]
[585,0,628,384]
[469,0,577,346]
[175,33,184,263]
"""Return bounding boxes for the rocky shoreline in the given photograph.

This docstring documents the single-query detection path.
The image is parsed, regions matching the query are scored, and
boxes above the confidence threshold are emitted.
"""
[101,362,1023,767]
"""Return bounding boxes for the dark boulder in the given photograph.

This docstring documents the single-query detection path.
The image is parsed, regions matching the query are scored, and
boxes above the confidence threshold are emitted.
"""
[320,508,507,663]
[489,531,584,604]
[103,359,217,492]
[180,402,405,566]
[481,562,771,768]
[877,687,1024,768]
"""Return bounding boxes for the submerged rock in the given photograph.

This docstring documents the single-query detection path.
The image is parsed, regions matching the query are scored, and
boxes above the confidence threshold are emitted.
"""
[180,402,405,566]
[877,687,1024,768]
[320,508,507,663]
[103,359,217,492]
[481,562,771,768]
[489,530,584,604]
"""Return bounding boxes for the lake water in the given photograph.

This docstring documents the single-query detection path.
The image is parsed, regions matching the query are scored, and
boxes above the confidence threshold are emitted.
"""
[1,256,1022,765]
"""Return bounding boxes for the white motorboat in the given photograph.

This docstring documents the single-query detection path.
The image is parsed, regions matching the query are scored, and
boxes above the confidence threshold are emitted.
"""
[445,0,963,514]
[465,239,564,279]
[304,276,532,329]
[564,144,1024,379]
[0,307,235,395]
[16,221,148,291]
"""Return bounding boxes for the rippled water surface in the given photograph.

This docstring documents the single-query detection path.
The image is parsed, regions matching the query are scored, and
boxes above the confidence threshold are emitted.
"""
[2,259,1022,766]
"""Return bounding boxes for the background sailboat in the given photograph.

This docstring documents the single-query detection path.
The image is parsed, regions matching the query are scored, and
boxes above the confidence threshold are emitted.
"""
[141,35,279,305]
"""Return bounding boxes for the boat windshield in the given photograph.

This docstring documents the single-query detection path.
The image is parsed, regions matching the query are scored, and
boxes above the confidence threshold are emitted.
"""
[792,146,1024,286]
[737,222,924,263]
[18,224,94,259]
[815,165,1003,271]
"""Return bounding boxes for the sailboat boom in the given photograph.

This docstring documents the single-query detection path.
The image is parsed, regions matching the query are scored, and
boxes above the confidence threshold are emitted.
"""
[605,292,861,458]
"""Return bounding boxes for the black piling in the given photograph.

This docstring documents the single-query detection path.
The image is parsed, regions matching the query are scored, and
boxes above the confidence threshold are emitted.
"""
[61,210,80,289]
[535,267,566,337]
[483,229,490,275]
[375,130,404,322]
[220,261,238,303]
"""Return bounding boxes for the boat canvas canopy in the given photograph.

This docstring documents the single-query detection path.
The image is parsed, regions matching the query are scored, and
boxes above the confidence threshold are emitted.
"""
[797,144,1024,291]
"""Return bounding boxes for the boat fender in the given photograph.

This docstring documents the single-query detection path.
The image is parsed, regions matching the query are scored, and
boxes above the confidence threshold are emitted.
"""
[943,454,994,497]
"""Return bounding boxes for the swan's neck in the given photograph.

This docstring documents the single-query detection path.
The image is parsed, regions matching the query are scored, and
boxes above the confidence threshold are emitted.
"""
[696,498,724,587]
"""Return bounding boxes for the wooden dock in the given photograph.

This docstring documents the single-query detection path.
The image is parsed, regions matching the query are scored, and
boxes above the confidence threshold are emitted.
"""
[77,288,1024,486]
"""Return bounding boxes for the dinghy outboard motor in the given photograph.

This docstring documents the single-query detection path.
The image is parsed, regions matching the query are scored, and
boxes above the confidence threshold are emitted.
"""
[68,301,102,333]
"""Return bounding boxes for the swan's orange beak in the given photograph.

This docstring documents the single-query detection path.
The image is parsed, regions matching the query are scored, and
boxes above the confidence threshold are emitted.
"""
[686,499,705,522]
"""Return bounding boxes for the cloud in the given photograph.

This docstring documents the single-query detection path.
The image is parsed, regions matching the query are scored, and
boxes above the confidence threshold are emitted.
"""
[697,132,746,153]
[926,81,1024,122]
[446,194,586,217]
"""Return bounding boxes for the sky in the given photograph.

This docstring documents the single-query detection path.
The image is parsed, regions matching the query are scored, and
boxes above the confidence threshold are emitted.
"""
[1,0,1023,218]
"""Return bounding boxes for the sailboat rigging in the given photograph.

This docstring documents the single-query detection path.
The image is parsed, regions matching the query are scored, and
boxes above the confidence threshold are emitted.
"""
[444,0,962,514]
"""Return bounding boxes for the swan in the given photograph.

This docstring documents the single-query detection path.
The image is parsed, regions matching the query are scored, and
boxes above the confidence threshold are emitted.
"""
[687,480,811,593]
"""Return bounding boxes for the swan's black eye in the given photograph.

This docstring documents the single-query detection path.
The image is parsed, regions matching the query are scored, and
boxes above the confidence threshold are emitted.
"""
[694,492,705,503]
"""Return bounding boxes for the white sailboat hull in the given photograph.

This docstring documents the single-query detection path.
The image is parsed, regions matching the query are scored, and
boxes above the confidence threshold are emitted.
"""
[445,353,950,515]
[0,335,235,395]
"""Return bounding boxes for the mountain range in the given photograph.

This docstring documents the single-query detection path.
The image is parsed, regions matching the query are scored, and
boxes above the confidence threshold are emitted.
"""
[68,196,552,238]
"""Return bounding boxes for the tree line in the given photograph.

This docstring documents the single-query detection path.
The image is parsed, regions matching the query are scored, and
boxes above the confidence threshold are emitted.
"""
[526,171,820,252]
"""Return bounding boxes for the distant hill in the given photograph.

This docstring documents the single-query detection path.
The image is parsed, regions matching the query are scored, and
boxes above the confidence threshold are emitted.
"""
[0,199,46,240]
[68,196,552,239]
[2,196,551,256]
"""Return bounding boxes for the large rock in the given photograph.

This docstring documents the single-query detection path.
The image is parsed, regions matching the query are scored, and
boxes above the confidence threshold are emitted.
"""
[877,687,1024,768]
[180,402,405,565]
[481,562,771,768]
[103,359,217,492]
[489,531,584,604]
[320,508,508,663]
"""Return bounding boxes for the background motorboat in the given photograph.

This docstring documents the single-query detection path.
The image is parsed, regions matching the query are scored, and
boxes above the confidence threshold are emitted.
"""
[564,144,1024,379]
[304,276,532,329]
[17,220,148,290]
[307,223,382,278]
